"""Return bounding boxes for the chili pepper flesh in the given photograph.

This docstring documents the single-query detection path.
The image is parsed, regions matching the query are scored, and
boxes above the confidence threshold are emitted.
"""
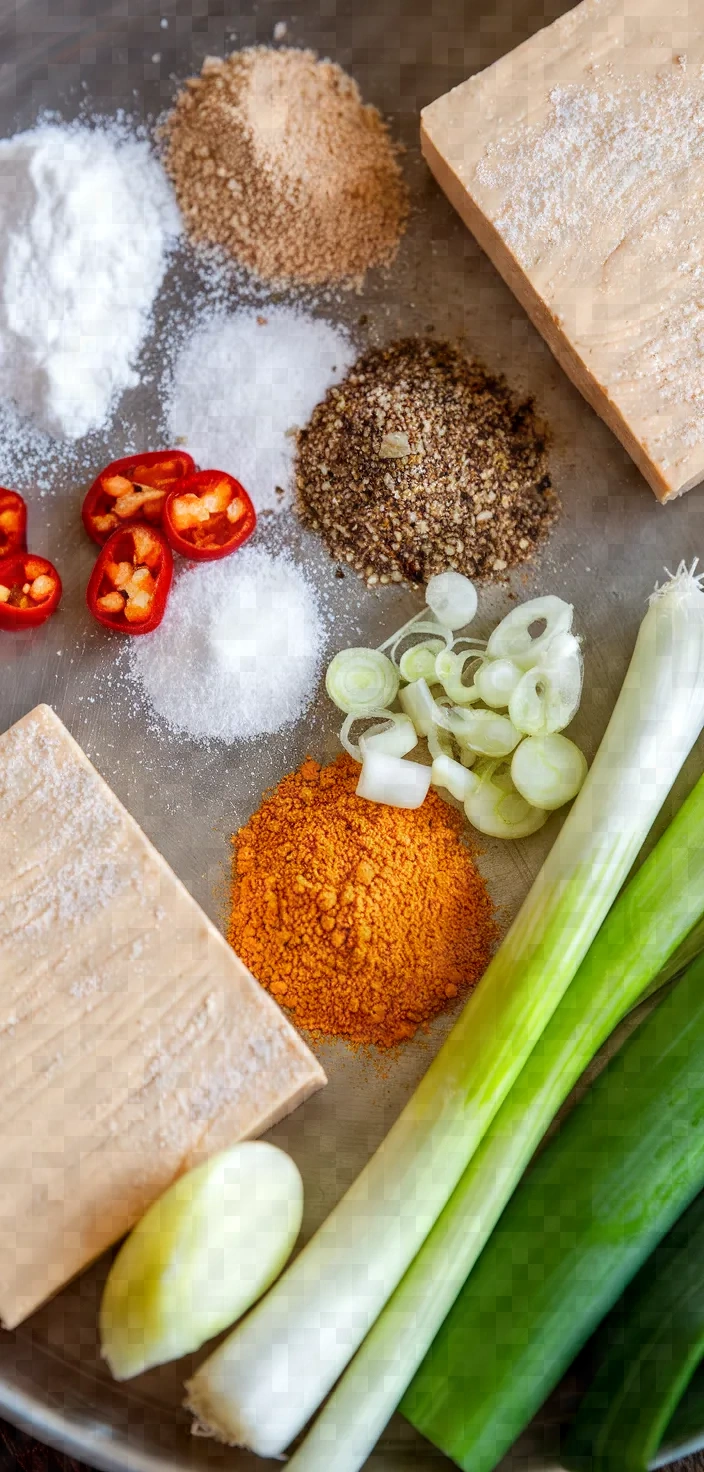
[82,451,195,545]
[0,489,27,560]
[87,525,173,634]
[0,553,62,630]
[164,471,256,560]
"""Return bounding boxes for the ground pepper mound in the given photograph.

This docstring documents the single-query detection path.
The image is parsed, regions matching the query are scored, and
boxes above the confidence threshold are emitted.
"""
[229,754,497,1048]
[296,337,557,586]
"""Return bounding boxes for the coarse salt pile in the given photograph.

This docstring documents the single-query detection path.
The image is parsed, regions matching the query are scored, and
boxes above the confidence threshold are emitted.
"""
[161,47,409,287]
[166,306,355,514]
[0,122,179,440]
[129,547,325,743]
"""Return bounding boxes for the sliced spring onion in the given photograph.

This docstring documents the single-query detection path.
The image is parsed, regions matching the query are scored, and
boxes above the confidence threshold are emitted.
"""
[434,649,483,705]
[285,751,704,1472]
[399,639,445,683]
[355,751,431,809]
[508,632,583,736]
[486,594,573,669]
[399,678,441,737]
[377,609,427,654]
[474,657,523,709]
[425,572,478,630]
[185,568,704,1465]
[385,620,452,669]
[427,723,455,761]
[358,713,418,761]
[444,707,523,759]
[511,734,587,811]
[464,762,548,838]
[431,754,480,804]
[339,709,417,762]
[326,648,399,714]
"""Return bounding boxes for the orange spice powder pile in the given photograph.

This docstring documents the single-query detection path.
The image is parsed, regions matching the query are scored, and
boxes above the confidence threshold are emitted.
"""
[229,754,497,1048]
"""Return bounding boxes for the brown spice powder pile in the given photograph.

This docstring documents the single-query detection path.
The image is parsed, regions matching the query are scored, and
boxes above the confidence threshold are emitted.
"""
[296,337,558,585]
[162,47,409,287]
[229,755,497,1049]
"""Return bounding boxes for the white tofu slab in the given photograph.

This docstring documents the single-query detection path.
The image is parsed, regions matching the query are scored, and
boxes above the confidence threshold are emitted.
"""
[421,0,704,501]
[0,704,325,1329]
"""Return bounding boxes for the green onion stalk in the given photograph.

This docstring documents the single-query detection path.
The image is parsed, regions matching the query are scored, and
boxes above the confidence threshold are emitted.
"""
[186,565,704,1461]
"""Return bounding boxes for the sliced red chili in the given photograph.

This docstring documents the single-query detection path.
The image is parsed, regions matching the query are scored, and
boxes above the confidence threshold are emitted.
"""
[0,553,62,630]
[86,525,173,635]
[82,450,196,546]
[0,489,27,560]
[163,471,256,561]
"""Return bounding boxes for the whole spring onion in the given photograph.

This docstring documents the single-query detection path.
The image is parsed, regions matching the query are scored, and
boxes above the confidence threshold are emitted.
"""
[326,648,399,714]
[287,753,704,1472]
[406,955,704,1472]
[185,566,704,1459]
[356,751,430,809]
[564,1187,704,1472]
[511,733,587,810]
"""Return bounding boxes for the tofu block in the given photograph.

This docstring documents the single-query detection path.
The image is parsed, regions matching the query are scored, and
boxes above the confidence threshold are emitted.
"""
[421,0,704,500]
[0,705,325,1329]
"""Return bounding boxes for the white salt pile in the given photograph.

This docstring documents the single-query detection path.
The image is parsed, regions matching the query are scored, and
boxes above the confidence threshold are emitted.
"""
[129,547,326,742]
[165,306,355,513]
[0,122,179,440]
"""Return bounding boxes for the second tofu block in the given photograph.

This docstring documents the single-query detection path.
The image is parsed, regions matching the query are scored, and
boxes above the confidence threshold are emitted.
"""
[421,0,704,501]
[0,705,325,1330]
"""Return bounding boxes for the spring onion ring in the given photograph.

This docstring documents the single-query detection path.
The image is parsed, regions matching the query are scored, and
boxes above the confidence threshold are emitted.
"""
[465,763,549,839]
[356,752,431,810]
[474,658,523,710]
[339,709,417,762]
[425,572,478,631]
[399,640,445,684]
[326,648,399,715]
[399,678,443,737]
[511,734,588,811]
[486,596,573,670]
[509,633,583,736]
[434,649,483,705]
[443,707,523,758]
[431,755,480,804]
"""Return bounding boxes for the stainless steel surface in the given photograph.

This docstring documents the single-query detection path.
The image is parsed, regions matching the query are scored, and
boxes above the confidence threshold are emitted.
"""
[1,0,702,1468]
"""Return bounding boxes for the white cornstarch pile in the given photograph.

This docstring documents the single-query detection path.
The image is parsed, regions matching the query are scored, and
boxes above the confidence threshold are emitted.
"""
[166,306,355,513]
[0,122,179,439]
[130,547,326,742]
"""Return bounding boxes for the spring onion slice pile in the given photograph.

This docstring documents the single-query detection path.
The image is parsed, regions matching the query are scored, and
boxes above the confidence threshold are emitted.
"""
[325,574,589,833]
[286,731,704,1472]
[185,565,704,1460]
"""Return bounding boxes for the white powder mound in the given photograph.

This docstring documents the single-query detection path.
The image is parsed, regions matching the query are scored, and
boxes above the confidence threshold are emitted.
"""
[129,546,326,742]
[0,122,180,440]
[165,306,355,513]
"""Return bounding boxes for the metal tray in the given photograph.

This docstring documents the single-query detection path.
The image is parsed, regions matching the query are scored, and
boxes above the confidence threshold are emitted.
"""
[2,0,703,1467]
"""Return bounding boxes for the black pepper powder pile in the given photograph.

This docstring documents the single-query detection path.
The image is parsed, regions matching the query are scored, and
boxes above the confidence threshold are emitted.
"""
[295,337,558,586]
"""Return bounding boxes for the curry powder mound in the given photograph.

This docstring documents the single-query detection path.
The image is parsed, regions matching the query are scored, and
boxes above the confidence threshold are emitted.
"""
[229,754,497,1049]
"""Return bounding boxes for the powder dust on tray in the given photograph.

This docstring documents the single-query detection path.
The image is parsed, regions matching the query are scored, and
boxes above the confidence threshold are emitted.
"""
[129,547,325,743]
[161,47,409,287]
[229,754,497,1049]
[296,337,558,586]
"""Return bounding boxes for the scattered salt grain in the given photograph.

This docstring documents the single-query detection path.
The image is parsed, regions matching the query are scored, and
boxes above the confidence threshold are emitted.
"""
[129,546,326,743]
[165,306,355,513]
[0,121,180,440]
